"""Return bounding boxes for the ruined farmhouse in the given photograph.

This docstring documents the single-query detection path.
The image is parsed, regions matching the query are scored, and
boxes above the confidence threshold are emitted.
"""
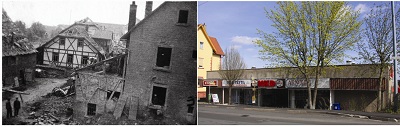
[2,8,37,87]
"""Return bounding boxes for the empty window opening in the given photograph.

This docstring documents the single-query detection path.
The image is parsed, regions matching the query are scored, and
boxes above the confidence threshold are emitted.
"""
[8,56,16,65]
[156,47,172,68]
[67,54,74,64]
[151,86,167,106]
[188,107,194,114]
[200,42,204,49]
[192,50,197,59]
[178,10,189,23]
[87,103,96,116]
[60,38,65,45]
[106,90,121,100]
[78,39,84,47]
[52,52,59,62]
[81,56,88,65]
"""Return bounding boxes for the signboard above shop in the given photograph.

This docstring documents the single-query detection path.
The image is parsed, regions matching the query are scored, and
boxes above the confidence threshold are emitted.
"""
[203,80,218,87]
[222,80,251,87]
[285,78,330,88]
[258,79,285,88]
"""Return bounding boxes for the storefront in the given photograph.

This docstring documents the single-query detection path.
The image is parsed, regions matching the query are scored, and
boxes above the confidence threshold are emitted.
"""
[222,80,254,105]
[286,78,330,109]
[258,79,288,107]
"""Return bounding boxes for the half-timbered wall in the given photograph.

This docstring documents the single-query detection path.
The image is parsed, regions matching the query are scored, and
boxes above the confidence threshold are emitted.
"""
[43,36,99,68]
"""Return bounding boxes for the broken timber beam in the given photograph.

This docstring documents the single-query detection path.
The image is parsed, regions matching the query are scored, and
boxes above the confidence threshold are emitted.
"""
[2,88,30,95]
[74,54,126,72]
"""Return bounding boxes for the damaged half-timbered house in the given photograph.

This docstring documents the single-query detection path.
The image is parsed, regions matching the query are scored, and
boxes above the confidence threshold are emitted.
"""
[37,18,130,69]
[73,1,197,124]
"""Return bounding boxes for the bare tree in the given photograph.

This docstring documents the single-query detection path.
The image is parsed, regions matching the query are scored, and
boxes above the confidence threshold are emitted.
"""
[357,3,400,111]
[218,47,247,105]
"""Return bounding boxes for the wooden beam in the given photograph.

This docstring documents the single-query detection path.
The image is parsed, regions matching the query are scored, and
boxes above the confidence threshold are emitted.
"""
[2,88,30,95]
[75,54,126,71]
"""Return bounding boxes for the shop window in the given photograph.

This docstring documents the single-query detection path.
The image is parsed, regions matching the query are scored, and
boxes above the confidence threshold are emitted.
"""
[60,37,65,45]
[8,56,16,65]
[78,39,84,47]
[52,52,59,62]
[81,56,88,65]
[178,10,189,23]
[106,90,120,100]
[87,103,96,116]
[151,86,167,106]
[156,47,172,68]
[200,42,204,49]
[67,54,73,64]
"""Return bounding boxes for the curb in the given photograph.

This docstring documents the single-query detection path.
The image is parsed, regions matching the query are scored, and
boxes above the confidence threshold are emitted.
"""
[324,112,398,122]
[369,116,399,122]
[243,108,276,111]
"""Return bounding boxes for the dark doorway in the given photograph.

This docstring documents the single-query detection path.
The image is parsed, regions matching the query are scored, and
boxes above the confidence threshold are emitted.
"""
[261,89,288,108]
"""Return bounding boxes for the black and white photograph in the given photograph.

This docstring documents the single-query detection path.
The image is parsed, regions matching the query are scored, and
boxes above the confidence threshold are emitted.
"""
[2,0,197,125]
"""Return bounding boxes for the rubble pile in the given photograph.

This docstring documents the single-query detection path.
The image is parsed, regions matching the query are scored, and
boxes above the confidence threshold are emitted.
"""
[25,94,75,125]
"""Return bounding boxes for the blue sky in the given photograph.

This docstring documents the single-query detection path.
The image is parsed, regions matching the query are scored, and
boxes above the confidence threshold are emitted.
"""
[198,1,399,69]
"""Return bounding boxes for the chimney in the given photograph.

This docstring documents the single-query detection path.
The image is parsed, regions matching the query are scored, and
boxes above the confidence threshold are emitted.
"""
[145,1,153,18]
[128,1,137,30]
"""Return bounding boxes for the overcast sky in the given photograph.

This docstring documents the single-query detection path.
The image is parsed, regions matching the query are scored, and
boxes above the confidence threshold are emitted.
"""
[2,0,164,26]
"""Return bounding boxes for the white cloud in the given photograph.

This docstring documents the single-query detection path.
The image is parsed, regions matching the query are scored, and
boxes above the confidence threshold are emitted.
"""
[246,48,255,51]
[231,36,259,45]
[230,45,242,50]
[354,4,369,14]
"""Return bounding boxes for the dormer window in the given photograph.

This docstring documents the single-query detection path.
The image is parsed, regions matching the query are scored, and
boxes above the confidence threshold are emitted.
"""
[178,10,189,23]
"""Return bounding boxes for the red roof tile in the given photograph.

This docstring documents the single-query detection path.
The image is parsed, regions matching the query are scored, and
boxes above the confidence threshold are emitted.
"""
[209,36,224,56]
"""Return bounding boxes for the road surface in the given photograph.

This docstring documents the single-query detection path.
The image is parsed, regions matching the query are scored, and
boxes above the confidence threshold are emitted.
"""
[198,104,399,125]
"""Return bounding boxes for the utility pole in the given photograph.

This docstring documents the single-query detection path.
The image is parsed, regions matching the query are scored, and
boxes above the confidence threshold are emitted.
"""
[392,1,398,113]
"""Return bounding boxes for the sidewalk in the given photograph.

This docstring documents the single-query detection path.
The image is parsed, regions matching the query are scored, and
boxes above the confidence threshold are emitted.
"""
[198,102,400,122]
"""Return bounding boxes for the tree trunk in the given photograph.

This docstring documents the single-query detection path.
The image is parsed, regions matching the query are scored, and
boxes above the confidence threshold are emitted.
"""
[306,77,313,109]
[377,66,384,111]
[312,66,320,110]
[229,85,232,105]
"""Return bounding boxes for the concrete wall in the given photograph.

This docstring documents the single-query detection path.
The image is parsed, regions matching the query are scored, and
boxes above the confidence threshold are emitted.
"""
[124,2,197,124]
[334,90,387,112]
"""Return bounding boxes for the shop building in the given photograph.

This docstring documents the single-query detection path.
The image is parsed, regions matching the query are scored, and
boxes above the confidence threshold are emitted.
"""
[205,64,394,112]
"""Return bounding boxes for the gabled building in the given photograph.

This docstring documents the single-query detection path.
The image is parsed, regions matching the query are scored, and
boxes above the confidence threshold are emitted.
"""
[120,1,197,124]
[73,1,197,124]
[2,8,37,87]
[38,18,129,69]
[197,24,224,101]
